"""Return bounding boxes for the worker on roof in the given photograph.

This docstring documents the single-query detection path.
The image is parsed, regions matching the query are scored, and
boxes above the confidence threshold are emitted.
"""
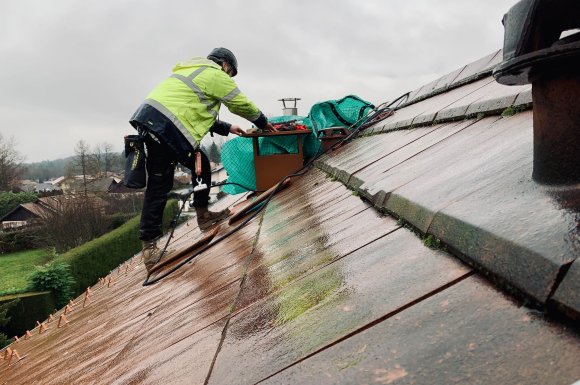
[129,47,275,273]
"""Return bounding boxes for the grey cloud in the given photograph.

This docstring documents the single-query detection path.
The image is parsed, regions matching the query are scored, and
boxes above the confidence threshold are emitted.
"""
[0,0,517,162]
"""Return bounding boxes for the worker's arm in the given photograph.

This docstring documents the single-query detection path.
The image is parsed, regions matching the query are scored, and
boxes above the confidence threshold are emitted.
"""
[209,120,247,136]
[209,120,231,136]
[207,71,275,131]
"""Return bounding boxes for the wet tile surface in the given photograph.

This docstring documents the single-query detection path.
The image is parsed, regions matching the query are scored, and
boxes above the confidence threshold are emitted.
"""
[368,77,493,134]
[105,320,226,385]
[237,171,401,310]
[348,119,476,193]
[355,116,500,206]
[429,166,579,303]
[451,49,502,86]
[317,129,438,190]
[208,229,471,384]
[552,258,580,319]
[440,79,530,120]
[384,113,532,232]
[0,199,257,385]
[323,111,579,303]
[317,131,413,178]
[410,78,495,126]
[262,275,580,385]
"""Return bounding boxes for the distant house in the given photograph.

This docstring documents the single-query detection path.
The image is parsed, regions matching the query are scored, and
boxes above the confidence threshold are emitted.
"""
[55,175,129,194]
[50,176,67,186]
[35,182,61,193]
[17,180,38,193]
[0,199,55,230]
[14,179,62,194]
[0,195,108,230]
[87,177,120,193]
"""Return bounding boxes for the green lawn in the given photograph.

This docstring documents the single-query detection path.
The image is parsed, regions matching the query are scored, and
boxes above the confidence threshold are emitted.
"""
[0,249,54,295]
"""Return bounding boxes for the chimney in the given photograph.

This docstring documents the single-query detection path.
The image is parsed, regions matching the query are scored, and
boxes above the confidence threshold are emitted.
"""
[493,0,580,185]
[278,98,301,116]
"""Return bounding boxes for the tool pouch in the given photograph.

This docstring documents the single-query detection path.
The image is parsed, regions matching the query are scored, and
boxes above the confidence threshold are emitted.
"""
[123,134,147,188]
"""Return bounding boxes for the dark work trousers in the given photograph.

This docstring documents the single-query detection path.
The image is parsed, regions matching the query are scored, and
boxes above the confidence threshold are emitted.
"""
[139,133,211,241]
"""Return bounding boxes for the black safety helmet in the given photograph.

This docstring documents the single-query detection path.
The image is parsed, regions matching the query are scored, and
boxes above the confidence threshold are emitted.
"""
[207,47,238,76]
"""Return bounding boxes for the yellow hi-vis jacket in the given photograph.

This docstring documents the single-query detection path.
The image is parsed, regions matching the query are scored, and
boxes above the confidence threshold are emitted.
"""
[143,57,263,145]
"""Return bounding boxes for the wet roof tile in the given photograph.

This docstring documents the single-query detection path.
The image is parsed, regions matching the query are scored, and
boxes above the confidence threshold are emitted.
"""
[318,128,439,184]
[261,275,580,385]
[440,79,531,120]
[238,203,399,310]
[402,50,503,107]
[321,111,579,304]
[382,114,532,232]
[551,258,580,318]
[349,120,475,192]
[369,77,494,133]
[357,117,499,206]
[208,228,471,384]
[450,49,503,87]
[102,320,226,385]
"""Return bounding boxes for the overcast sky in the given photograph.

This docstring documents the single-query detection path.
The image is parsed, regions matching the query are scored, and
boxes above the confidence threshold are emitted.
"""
[0,0,517,163]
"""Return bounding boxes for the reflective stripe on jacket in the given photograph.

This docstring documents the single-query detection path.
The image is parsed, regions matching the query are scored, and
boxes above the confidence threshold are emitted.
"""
[145,57,262,144]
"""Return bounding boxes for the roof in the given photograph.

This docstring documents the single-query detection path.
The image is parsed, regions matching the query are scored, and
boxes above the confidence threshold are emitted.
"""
[0,202,55,222]
[50,176,66,185]
[1,51,578,384]
[34,183,61,192]
[1,195,109,222]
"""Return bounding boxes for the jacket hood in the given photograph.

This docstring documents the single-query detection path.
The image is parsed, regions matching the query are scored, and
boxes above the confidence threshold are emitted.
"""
[173,57,221,72]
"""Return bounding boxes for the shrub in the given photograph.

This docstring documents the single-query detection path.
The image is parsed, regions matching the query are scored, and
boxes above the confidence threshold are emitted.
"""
[162,199,180,232]
[29,262,75,308]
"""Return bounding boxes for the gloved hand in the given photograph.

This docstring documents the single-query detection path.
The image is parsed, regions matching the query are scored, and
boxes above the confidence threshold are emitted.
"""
[263,122,277,132]
[229,125,246,136]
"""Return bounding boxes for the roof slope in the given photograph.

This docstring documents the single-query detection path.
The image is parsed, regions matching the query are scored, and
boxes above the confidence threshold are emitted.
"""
[1,52,579,384]
[317,50,578,315]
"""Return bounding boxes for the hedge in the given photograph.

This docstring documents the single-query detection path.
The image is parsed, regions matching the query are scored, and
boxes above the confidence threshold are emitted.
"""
[0,291,55,339]
[58,199,179,295]
[0,227,42,254]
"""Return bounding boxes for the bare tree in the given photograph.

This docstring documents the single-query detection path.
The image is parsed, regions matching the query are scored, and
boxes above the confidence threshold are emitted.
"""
[37,195,109,252]
[90,142,115,179]
[74,140,92,195]
[0,133,24,191]
[92,143,104,178]
[102,142,114,176]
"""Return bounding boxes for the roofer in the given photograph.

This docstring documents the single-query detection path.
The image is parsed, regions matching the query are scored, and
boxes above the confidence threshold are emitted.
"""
[129,47,275,273]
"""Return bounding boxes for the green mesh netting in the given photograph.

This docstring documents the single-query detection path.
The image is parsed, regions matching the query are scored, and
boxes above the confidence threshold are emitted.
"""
[222,95,374,194]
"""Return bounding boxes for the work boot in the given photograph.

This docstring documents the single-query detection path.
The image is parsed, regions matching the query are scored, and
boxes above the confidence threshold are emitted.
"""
[142,239,163,273]
[196,206,230,230]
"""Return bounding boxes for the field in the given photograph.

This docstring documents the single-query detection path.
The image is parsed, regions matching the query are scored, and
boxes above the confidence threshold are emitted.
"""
[0,249,53,295]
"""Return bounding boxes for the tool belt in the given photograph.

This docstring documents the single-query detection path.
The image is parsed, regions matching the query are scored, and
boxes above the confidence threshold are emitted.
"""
[123,134,147,188]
